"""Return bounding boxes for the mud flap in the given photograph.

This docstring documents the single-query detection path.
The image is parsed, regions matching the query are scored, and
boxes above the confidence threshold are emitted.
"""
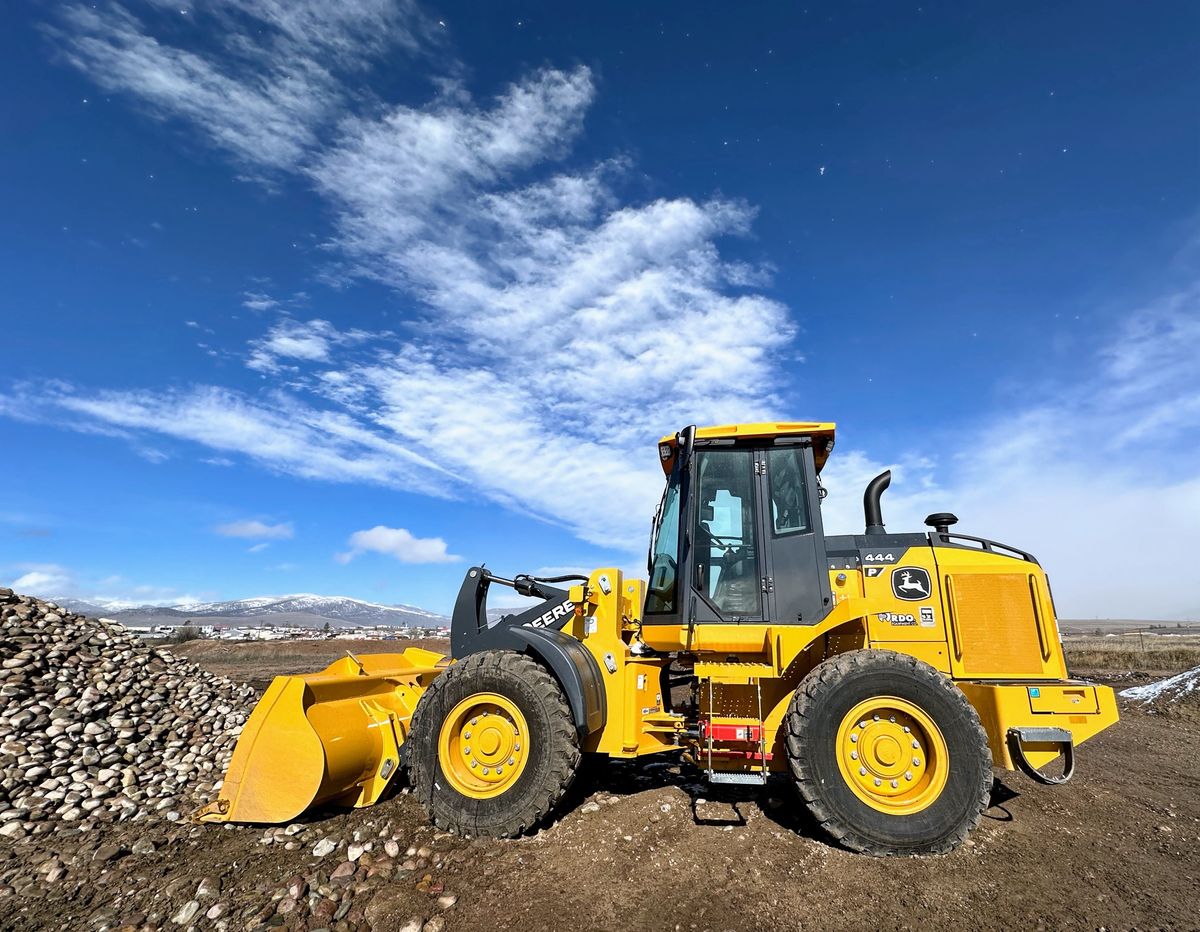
[193,649,447,825]
[1006,726,1075,786]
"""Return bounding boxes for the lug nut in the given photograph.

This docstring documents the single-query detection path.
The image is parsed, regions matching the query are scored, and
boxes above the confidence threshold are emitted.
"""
[850,751,858,760]
[850,734,858,743]
[508,757,515,766]
[496,767,503,775]
[859,721,866,729]
[463,746,471,755]
[911,740,919,749]
[903,726,910,733]
[889,716,896,723]
[912,757,921,767]
[874,778,882,786]
[873,714,879,721]
[470,760,477,768]
[482,767,489,775]
[890,779,898,788]
[470,718,478,725]
[859,767,867,776]
[904,771,913,781]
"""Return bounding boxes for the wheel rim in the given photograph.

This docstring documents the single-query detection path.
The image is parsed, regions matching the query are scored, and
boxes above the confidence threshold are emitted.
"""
[835,696,949,815]
[437,692,530,799]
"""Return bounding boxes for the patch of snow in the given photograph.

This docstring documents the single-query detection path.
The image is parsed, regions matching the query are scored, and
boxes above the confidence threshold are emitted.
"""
[1120,665,1200,703]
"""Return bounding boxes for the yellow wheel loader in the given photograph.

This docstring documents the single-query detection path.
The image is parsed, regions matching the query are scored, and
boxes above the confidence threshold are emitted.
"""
[195,422,1119,855]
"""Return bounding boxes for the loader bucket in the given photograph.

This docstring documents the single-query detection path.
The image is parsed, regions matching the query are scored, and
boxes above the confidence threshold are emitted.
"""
[193,648,448,825]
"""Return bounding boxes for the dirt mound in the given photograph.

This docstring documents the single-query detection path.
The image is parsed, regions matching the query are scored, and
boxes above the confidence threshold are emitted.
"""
[0,588,257,840]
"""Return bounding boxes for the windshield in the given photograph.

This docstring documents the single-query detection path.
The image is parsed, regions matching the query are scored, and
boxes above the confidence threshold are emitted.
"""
[645,469,682,614]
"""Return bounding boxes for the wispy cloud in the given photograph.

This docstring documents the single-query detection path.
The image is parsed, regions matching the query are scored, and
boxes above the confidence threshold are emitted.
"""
[214,518,294,540]
[336,525,460,564]
[2,383,451,496]
[246,318,379,373]
[6,48,789,549]
[242,291,281,312]
[51,0,439,172]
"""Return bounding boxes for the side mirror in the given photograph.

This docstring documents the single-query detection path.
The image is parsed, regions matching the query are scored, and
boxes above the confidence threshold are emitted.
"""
[678,424,697,465]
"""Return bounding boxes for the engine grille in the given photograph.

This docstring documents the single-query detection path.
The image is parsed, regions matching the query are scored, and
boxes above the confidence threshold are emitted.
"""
[947,572,1046,677]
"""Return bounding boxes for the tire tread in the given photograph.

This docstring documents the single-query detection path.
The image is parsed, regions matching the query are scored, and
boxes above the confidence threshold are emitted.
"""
[409,651,580,838]
[785,649,992,856]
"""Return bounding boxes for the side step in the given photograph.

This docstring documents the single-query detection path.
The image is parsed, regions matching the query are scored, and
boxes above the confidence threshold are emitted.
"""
[1007,726,1075,786]
[706,771,767,786]
[694,661,775,684]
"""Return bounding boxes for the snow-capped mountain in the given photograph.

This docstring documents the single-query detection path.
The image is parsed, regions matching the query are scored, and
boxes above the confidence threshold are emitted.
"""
[53,594,448,628]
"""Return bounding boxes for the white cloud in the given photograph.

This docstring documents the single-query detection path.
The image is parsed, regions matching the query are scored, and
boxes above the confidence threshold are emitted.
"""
[1,383,452,496]
[336,525,460,564]
[242,291,281,312]
[246,318,377,373]
[10,564,73,595]
[247,542,270,553]
[5,563,204,608]
[214,519,294,540]
[52,0,439,171]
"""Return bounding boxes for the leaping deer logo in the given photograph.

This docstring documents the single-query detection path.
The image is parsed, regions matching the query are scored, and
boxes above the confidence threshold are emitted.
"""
[896,570,928,597]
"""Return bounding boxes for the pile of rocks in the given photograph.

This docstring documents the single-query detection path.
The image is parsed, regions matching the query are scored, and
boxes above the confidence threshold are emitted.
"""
[0,589,257,840]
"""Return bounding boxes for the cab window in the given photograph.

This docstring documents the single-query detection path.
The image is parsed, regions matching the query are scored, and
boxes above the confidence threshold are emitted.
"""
[693,449,760,616]
[767,447,811,535]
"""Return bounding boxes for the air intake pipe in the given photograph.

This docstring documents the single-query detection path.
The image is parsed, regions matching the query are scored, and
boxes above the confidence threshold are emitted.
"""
[864,470,891,535]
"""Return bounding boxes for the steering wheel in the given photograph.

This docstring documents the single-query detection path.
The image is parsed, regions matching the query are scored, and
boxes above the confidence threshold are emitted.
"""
[697,523,743,570]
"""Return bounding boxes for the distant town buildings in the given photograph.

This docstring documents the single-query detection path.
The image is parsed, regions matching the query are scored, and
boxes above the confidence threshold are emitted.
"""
[109,621,450,641]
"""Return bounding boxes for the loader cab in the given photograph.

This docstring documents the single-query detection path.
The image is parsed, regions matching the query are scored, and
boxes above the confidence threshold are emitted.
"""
[645,423,835,628]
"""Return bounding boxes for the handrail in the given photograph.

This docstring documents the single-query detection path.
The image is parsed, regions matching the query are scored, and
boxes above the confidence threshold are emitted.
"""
[932,531,1039,565]
[944,575,963,661]
[1028,574,1052,662]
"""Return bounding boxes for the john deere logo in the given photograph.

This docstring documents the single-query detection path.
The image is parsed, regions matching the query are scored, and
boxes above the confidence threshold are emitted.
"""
[891,566,931,601]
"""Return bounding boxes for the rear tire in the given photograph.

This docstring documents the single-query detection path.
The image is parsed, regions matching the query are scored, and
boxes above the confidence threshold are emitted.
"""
[785,650,992,856]
[409,651,580,837]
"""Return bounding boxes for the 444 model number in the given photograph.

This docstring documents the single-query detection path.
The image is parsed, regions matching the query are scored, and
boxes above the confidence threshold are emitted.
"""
[863,552,897,563]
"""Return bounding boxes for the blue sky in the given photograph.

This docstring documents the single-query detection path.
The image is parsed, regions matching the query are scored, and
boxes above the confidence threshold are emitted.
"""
[2,1,1198,617]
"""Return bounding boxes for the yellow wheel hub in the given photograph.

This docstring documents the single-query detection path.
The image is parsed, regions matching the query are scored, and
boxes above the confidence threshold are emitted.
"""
[835,696,949,815]
[437,692,530,800]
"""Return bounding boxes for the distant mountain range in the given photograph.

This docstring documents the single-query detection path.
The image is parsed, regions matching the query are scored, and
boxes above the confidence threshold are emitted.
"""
[54,594,449,629]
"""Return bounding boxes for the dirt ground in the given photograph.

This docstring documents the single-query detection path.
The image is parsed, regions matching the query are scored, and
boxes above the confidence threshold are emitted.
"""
[2,641,1198,931]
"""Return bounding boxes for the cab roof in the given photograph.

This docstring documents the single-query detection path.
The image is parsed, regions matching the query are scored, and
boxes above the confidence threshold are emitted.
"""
[657,421,837,474]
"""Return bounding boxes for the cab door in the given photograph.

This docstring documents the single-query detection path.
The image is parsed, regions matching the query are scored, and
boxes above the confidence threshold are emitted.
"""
[688,446,765,623]
[756,442,832,625]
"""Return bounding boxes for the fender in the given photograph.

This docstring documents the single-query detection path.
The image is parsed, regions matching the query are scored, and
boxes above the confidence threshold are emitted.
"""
[448,566,607,735]
[507,625,606,736]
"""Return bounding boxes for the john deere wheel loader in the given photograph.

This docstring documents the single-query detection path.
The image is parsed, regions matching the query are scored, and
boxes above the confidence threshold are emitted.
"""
[196,422,1118,855]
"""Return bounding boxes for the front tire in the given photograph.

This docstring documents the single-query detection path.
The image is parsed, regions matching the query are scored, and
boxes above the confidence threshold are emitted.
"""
[785,650,992,856]
[409,651,580,837]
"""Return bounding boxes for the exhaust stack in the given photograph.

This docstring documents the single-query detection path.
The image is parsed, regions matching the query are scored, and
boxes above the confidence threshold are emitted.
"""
[864,470,891,535]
